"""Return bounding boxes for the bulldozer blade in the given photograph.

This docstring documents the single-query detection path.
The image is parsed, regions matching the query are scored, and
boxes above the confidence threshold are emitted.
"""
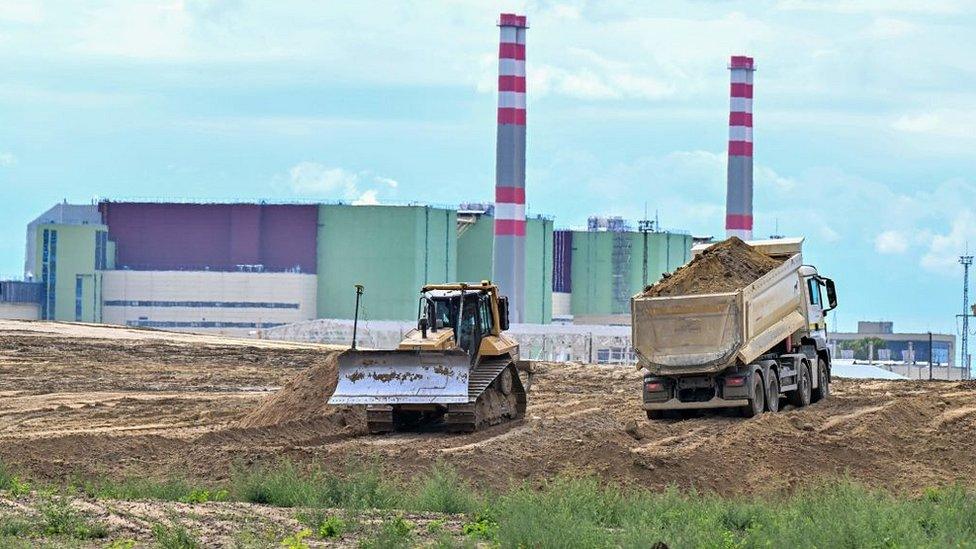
[329,349,472,406]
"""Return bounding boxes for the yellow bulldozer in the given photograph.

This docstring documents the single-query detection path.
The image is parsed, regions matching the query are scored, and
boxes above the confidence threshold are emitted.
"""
[328,282,529,433]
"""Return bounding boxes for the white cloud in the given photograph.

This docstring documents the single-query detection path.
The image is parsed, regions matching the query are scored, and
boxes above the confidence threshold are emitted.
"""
[0,152,15,167]
[891,112,976,140]
[921,211,976,273]
[0,1,42,23]
[352,189,380,206]
[284,162,398,204]
[875,230,909,254]
[776,0,964,14]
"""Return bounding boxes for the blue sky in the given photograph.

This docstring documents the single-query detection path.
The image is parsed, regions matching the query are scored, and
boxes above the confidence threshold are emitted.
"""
[2,0,976,339]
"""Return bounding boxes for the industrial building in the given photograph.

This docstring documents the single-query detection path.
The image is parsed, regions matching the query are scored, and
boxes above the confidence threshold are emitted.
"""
[553,217,693,325]
[11,200,563,334]
[828,321,957,367]
[457,204,553,324]
[316,204,457,322]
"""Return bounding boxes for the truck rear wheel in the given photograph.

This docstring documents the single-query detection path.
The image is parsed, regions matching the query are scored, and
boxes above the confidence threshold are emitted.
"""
[789,361,812,408]
[740,373,765,418]
[811,359,830,403]
[766,374,780,413]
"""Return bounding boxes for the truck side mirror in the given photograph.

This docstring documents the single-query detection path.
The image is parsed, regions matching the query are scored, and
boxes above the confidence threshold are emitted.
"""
[824,278,837,311]
[498,296,510,331]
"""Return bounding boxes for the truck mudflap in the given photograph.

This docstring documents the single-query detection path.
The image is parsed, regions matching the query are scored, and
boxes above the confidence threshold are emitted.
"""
[328,349,471,405]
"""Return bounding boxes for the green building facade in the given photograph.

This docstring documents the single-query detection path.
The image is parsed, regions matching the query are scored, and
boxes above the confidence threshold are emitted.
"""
[570,230,692,323]
[316,204,457,321]
[456,214,553,324]
[35,223,114,322]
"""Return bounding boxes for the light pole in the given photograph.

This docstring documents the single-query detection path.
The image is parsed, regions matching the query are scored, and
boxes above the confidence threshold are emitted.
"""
[351,284,364,350]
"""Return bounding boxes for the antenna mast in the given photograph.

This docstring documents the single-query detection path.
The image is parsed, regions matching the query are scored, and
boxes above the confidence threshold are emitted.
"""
[961,255,973,374]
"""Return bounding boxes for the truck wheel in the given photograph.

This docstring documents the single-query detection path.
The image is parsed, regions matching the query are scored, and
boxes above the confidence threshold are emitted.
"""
[789,361,812,408]
[811,359,830,403]
[740,373,765,418]
[766,373,780,413]
[646,410,664,420]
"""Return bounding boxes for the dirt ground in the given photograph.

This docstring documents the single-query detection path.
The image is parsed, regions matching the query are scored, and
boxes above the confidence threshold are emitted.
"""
[2,320,975,496]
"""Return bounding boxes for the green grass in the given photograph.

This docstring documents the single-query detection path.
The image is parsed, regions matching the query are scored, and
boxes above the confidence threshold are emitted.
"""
[357,515,415,549]
[151,521,199,549]
[230,460,400,510]
[0,460,31,497]
[6,459,976,547]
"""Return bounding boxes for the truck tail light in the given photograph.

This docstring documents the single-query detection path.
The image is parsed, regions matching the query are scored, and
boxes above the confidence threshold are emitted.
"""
[725,376,746,387]
[645,381,664,392]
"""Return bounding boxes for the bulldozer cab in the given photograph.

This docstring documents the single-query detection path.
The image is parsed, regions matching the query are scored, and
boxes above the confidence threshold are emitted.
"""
[422,289,496,359]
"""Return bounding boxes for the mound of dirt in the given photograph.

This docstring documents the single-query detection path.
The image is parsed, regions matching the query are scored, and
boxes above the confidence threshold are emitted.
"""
[643,237,782,297]
[236,351,348,429]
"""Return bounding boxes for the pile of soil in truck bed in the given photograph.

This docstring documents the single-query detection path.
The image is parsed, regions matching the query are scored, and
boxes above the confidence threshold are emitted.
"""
[643,237,782,297]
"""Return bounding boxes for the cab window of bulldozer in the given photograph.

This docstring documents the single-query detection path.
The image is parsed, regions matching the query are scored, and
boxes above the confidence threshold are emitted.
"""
[458,296,479,351]
[478,296,493,334]
[432,299,456,329]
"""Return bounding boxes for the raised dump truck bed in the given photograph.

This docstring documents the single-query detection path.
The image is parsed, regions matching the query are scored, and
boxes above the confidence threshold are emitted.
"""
[632,238,837,418]
[632,252,805,376]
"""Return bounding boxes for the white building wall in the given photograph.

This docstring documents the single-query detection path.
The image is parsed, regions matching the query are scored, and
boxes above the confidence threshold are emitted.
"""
[552,292,572,318]
[0,303,40,320]
[101,271,317,336]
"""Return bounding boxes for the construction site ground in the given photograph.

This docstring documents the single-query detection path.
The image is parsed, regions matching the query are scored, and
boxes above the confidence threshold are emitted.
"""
[2,320,976,498]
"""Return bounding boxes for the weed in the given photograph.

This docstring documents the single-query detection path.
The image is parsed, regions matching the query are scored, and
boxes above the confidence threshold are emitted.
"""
[0,461,30,497]
[296,509,346,539]
[106,540,138,549]
[426,518,445,534]
[230,460,400,510]
[358,515,414,549]
[179,488,229,504]
[0,517,32,537]
[38,496,108,540]
[408,464,480,515]
[461,511,498,542]
[152,521,199,549]
[280,529,311,549]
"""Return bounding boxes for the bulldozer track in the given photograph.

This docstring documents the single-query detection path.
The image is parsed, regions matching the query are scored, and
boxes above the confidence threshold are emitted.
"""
[446,357,526,433]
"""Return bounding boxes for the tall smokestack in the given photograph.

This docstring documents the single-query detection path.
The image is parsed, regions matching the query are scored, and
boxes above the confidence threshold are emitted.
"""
[726,55,755,240]
[493,13,528,322]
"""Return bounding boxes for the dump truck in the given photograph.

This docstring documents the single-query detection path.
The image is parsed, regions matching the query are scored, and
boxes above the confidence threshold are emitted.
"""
[632,238,837,418]
[328,282,528,433]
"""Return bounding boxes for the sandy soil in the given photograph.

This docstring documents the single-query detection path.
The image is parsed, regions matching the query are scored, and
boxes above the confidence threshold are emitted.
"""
[2,320,975,496]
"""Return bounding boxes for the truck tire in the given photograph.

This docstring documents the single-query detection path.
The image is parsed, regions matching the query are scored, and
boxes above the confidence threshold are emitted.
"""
[811,358,830,403]
[766,373,780,413]
[789,361,812,408]
[740,373,765,418]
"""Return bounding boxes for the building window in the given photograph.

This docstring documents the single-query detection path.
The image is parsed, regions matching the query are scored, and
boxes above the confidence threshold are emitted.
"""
[75,276,83,321]
[41,229,58,320]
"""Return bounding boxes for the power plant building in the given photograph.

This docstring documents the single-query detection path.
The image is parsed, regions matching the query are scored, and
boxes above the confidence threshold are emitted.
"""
[316,204,457,322]
[553,218,693,325]
[457,206,552,324]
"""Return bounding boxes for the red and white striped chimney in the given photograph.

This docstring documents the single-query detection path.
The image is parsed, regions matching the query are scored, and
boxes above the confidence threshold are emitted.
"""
[493,12,528,322]
[725,55,755,240]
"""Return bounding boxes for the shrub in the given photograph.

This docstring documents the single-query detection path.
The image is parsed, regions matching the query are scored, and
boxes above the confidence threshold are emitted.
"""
[152,521,199,549]
[358,515,414,549]
[408,464,480,514]
[38,496,108,540]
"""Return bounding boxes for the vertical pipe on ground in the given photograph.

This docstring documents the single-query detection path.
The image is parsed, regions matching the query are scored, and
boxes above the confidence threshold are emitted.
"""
[493,12,528,322]
[726,55,756,240]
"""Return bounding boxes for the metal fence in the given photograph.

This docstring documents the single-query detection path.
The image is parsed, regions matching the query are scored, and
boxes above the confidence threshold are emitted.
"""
[258,319,638,365]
